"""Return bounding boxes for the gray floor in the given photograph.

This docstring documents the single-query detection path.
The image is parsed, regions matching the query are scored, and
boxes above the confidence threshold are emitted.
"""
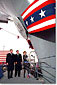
[0,70,44,84]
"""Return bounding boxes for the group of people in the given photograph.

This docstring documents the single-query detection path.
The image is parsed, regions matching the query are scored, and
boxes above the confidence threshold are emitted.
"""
[6,49,30,79]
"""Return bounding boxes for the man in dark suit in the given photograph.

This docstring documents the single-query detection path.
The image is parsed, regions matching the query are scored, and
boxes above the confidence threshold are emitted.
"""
[15,50,22,77]
[6,49,15,79]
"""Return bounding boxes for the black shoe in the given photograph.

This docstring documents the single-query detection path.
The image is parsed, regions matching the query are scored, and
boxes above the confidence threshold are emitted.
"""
[18,76,20,77]
[8,77,10,79]
[10,77,13,78]
[36,78,39,80]
[15,75,17,77]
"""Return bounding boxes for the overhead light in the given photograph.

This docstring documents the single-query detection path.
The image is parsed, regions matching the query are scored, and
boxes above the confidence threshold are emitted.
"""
[28,0,34,4]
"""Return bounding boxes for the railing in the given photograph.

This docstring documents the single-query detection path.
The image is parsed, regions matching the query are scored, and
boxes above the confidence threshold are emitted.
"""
[39,55,55,60]
[23,55,56,83]
[38,55,56,83]
[41,68,55,78]
[28,66,55,83]
[24,64,55,83]
[40,62,56,70]
[36,71,55,83]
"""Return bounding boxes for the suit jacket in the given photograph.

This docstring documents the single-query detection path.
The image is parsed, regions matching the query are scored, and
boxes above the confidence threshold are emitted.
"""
[23,55,28,62]
[6,53,15,70]
[15,54,22,70]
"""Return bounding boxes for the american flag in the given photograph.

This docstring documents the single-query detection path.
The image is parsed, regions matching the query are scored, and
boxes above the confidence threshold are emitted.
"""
[0,51,9,64]
[21,0,56,34]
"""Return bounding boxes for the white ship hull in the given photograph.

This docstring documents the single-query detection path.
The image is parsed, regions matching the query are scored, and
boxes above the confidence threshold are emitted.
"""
[29,33,56,83]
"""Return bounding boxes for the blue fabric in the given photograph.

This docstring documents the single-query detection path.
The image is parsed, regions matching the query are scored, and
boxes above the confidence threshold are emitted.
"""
[0,65,3,79]
[24,61,29,63]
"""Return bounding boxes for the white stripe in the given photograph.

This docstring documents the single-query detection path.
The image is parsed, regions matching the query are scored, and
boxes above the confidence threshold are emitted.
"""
[28,19,55,32]
[0,61,6,62]
[22,0,47,19]
[0,57,6,58]
[0,55,6,56]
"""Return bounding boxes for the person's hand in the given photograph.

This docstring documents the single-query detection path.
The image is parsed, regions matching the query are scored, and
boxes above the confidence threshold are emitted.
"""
[7,63,8,65]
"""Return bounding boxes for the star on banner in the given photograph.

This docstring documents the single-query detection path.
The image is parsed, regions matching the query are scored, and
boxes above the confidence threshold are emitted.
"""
[26,21,28,25]
[39,9,46,18]
[30,16,34,22]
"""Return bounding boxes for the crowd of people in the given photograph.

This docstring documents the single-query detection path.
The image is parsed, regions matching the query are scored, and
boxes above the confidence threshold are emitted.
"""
[6,49,30,79]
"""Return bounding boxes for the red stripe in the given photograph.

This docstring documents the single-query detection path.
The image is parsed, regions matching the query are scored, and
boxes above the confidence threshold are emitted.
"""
[0,53,7,55]
[0,60,6,61]
[0,60,6,62]
[0,63,6,64]
[0,51,9,52]
[29,24,55,33]
[0,62,6,65]
[0,51,9,54]
[0,54,6,57]
[21,0,38,16]
[0,58,6,59]
[23,0,55,21]
[27,15,55,29]
[0,53,9,54]
[0,52,9,53]
[0,52,8,53]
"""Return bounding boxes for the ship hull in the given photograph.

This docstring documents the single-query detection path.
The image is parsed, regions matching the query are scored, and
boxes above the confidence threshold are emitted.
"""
[29,28,56,83]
